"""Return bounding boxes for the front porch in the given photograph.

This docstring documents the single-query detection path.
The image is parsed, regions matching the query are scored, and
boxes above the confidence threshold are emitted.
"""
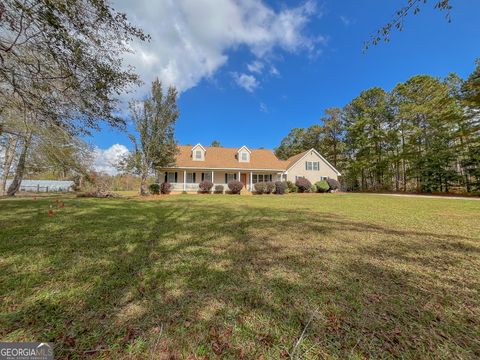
[159,169,285,192]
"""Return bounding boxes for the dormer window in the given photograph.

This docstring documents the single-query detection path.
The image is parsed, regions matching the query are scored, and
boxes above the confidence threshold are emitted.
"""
[237,145,251,163]
[191,144,206,161]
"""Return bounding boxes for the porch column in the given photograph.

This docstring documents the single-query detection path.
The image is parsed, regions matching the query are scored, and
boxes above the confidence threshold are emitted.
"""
[238,171,241,182]
[183,170,186,191]
[211,171,214,184]
[250,172,253,191]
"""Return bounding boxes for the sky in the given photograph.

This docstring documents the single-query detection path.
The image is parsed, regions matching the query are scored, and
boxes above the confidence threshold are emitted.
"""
[91,0,480,174]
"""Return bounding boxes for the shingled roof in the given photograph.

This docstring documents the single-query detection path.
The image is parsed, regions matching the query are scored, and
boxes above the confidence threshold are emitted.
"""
[171,145,290,170]
[283,149,310,169]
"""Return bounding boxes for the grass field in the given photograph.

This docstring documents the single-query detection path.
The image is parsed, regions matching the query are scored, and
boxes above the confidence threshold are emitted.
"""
[0,193,479,359]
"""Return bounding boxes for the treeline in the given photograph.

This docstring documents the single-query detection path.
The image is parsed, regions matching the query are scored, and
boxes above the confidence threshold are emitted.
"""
[276,61,480,194]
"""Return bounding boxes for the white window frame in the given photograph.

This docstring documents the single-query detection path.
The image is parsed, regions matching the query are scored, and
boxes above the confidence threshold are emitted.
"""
[241,152,248,161]
[202,172,212,181]
[252,174,272,183]
[186,172,196,183]
[192,144,206,161]
[166,172,176,183]
[226,173,236,182]
[306,161,320,171]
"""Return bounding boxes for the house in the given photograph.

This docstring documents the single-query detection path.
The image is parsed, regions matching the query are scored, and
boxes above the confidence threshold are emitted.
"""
[158,144,341,192]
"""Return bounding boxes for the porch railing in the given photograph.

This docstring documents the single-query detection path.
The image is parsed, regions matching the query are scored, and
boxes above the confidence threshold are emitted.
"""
[169,182,251,192]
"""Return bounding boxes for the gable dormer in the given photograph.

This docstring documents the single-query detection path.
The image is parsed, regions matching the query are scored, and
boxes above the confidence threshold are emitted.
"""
[237,145,251,163]
[191,143,206,161]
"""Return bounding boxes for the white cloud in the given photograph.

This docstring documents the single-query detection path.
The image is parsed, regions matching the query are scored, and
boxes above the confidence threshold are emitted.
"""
[92,144,129,175]
[340,15,351,26]
[259,102,268,113]
[270,65,280,77]
[113,0,322,94]
[232,72,259,92]
[247,60,264,74]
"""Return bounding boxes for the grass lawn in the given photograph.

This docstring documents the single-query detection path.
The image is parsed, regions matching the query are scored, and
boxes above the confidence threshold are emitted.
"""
[1,193,479,359]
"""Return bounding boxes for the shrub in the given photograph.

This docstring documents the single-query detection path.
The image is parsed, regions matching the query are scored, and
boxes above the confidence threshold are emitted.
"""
[286,180,297,193]
[295,178,312,193]
[228,180,243,194]
[254,182,267,194]
[160,182,172,194]
[214,184,224,194]
[310,184,317,193]
[199,180,214,193]
[149,183,160,195]
[326,178,340,191]
[265,181,275,194]
[274,181,287,195]
[315,180,330,193]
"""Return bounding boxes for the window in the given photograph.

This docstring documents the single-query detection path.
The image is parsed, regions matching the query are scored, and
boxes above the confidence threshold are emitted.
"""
[225,173,237,183]
[295,176,305,181]
[306,161,320,171]
[195,150,202,159]
[252,174,272,183]
[186,172,196,183]
[237,146,251,162]
[201,172,212,181]
[166,172,177,183]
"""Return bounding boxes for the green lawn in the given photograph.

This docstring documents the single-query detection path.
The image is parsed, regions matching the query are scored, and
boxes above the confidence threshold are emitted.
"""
[1,193,479,359]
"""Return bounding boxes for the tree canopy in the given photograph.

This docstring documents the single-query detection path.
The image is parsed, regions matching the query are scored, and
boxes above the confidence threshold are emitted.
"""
[0,0,148,134]
[120,79,179,195]
[276,60,480,193]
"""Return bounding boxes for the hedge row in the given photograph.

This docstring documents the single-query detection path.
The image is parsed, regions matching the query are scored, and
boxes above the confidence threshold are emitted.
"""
[149,178,341,195]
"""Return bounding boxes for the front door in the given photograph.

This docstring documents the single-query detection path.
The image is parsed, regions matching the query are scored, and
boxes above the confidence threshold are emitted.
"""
[240,173,247,188]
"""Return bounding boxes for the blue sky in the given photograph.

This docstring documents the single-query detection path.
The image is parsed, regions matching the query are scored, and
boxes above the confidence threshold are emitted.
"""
[91,0,480,173]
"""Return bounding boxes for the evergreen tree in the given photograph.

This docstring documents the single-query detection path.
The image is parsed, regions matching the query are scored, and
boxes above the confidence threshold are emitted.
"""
[275,63,479,194]
[320,107,345,171]
[391,76,459,192]
[343,87,393,190]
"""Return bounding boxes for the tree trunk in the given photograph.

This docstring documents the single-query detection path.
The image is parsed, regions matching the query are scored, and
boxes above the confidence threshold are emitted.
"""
[7,133,32,196]
[395,160,400,192]
[1,135,19,195]
[401,130,407,192]
[140,173,148,196]
[139,160,149,196]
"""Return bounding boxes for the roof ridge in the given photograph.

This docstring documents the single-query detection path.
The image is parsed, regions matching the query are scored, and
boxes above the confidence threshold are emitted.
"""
[178,144,275,152]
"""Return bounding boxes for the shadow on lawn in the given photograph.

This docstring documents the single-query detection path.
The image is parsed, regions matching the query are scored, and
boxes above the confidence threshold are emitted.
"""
[0,197,479,359]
